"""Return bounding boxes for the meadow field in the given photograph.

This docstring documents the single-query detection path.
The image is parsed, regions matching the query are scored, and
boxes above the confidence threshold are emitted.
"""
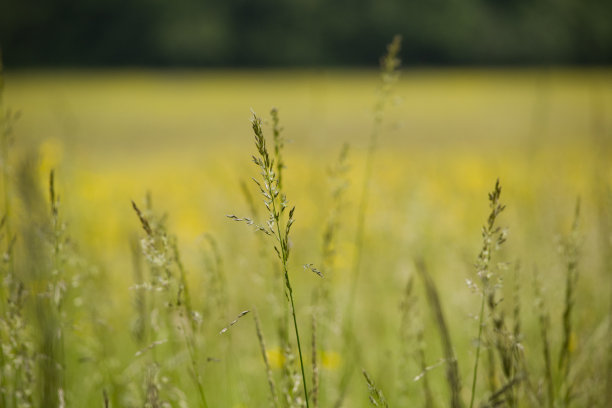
[1,63,612,407]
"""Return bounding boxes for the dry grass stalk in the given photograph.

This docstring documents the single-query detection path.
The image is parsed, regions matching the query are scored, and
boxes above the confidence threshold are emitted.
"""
[399,274,433,408]
[416,259,463,408]
[254,309,279,408]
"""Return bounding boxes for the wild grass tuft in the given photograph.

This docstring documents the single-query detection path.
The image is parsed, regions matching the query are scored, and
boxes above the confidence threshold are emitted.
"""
[468,179,507,408]
[231,108,311,407]
[132,198,208,408]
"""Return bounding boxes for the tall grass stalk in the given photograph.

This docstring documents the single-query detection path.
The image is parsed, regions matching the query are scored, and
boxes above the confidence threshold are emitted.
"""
[557,198,581,405]
[15,154,62,407]
[253,308,279,408]
[336,36,401,408]
[0,62,38,408]
[468,179,506,408]
[588,75,612,406]
[508,263,523,407]
[0,54,12,408]
[48,170,67,402]
[311,315,319,408]
[130,234,147,345]
[346,35,401,326]
[416,259,463,408]
[0,69,22,397]
[248,110,309,407]
[315,143,349,309]
[534,268,554,408]
[311,143,349,407]
[132,200,208,408]
[399,274,433,408]
[320,143,350,276]
[201,234,228,320]
[0,54,16,278]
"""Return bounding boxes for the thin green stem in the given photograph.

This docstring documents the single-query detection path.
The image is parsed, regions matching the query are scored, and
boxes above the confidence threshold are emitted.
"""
[345,35,401,350]
[50,172,67,402]
[250,111,309,407]
[470,292,486,408]
[181,319,208,408]
[271,197,310,408]
[286,269,310,408]
[346,134,376,326]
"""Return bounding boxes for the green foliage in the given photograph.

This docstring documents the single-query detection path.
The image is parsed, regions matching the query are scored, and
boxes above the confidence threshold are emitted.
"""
[1,0,612,67]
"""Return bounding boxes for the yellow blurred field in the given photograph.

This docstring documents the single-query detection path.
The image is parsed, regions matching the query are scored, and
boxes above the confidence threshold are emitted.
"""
[5,69,611,249]
[2,69,612,407]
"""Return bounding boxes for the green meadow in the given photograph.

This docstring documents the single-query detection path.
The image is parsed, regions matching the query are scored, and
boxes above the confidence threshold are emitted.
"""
[1,64,612,407]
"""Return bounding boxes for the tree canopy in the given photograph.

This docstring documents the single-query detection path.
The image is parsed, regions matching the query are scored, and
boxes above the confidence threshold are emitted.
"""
[1,0,611,67]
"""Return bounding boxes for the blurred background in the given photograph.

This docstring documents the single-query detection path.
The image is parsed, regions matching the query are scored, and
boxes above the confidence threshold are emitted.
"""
[1,0,612,68]
[2,0,610,248]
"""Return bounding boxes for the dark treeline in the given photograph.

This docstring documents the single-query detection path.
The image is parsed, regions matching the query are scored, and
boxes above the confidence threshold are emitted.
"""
[1,0,611,67]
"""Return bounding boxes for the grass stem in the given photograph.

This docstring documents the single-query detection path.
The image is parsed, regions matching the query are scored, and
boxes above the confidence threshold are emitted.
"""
[469,293,486,408]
